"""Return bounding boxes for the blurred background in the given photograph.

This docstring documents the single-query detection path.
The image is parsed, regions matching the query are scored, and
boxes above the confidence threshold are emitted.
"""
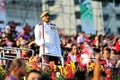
[0,0,120,35]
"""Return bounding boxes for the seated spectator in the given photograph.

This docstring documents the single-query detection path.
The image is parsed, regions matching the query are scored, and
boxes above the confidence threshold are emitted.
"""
[17,29,29,40]
[15,23,23,34]
[18,36,27,48]
[101,48,111,67]
[92,36,99,47]
[115,37,120,54]
[2,26,12,41]
[5,37,13,47]
[77,31,86,44]
[24,23,31,35]
[67,44,78,62]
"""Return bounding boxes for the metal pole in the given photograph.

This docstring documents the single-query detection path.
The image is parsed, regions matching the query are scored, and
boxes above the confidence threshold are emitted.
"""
[41,21,45,70]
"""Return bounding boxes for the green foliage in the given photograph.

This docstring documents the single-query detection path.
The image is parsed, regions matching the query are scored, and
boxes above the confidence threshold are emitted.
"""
[26,65,33,72]
[0,65,7,80]
[115,77,120,80]
[42,70,51,77]
[56,74,65,80]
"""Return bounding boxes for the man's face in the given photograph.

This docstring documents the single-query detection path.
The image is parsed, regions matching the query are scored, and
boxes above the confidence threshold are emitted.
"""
[41,13,50,23]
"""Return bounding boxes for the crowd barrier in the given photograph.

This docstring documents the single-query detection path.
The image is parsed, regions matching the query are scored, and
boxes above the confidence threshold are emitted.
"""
[0,47,120,79]
[0,47,34,64]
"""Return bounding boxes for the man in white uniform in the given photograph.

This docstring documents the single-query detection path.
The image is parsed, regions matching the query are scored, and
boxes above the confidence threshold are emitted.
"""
[34,11,62,65]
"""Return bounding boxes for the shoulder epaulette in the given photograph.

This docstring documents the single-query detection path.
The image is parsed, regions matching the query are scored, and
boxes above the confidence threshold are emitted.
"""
[50,23,56,26]
[39,23,42,25]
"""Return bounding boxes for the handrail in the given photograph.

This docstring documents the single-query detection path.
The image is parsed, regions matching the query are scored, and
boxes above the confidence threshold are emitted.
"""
[4,47,34,57]
[0,47,34,65]
[0,48,18,58]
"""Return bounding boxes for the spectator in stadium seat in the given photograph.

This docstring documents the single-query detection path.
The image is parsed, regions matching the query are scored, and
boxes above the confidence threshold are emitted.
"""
[15,23,23,34]
[17,29,29,40]
[77,31,86,44]
[24,23,31,35]
[5,37,13,47]
[115,37,120,54]
[101,48,111,66]
[67,44,78,62]
[2,26,12,41]
[18,36,27,48]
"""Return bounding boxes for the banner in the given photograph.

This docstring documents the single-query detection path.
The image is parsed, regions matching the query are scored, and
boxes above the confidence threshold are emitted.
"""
[0,0,6,32]
[80,0,96,34]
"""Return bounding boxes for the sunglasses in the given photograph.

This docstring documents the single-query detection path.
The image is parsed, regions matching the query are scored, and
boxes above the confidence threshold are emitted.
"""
[45,13,50,17]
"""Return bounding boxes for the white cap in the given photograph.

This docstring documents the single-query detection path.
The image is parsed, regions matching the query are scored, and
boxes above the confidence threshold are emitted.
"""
[5,26,10,30]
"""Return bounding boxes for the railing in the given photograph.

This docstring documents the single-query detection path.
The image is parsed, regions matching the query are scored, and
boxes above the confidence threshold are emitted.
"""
[0,47,34,65]
[4,47,34,57]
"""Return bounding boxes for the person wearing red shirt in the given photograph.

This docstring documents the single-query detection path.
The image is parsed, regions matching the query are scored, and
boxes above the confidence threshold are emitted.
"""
[67,44,80,62]
[115,37,120,53]
[92,36,99,47]
[24,23,31,35]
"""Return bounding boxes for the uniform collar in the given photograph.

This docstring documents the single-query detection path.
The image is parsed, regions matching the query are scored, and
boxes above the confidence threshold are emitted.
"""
[43,22,50,25]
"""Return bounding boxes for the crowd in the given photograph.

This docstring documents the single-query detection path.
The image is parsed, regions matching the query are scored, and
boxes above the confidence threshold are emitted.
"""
[0,21,120,80]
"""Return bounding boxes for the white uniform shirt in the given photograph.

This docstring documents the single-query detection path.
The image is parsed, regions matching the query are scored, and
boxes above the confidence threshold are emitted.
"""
[34,22,61,57]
